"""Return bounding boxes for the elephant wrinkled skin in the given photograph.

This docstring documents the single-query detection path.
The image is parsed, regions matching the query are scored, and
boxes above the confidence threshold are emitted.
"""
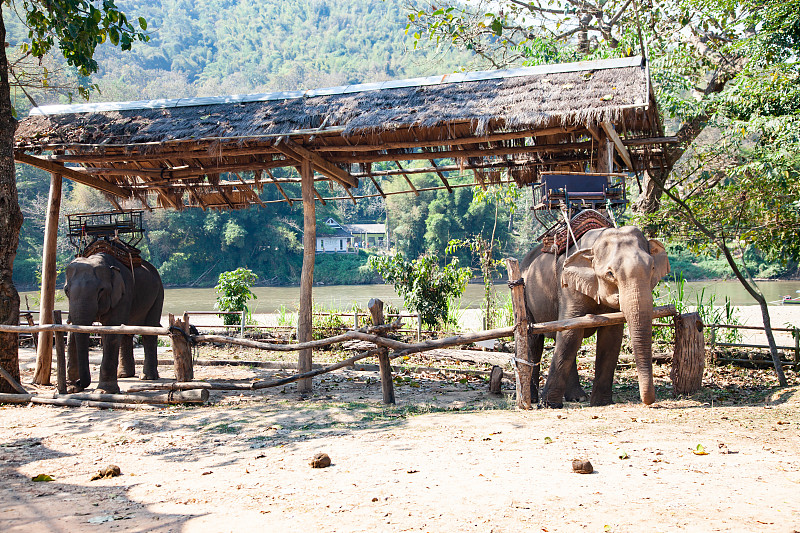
[64,252,164,394]
[520,226,670,407]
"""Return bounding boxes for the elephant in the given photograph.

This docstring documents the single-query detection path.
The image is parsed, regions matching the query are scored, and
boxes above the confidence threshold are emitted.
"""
[520,225,670,407]
[64,251,164,394]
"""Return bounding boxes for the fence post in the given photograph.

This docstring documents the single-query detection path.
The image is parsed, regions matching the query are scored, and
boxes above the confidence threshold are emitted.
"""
[169,313,194,382]
[354,311,359,329]
[671,312,705,396]
[369,298,395,405]
[53,310,67,395]
[505,257,532,410]
[416,314,422,341]
[240,310,246,337]
[794,327,799,370]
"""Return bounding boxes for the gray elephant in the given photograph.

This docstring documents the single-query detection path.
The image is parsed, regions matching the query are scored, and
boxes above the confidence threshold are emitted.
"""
[64,251,164,394]
[521,225,670,407]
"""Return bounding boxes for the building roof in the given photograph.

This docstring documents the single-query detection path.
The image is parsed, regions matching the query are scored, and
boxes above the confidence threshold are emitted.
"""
[346,223,386,234]
[14,56,669,211]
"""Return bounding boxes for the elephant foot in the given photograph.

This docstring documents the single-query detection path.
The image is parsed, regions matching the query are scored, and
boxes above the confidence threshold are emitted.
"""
[142,372,159,381]
[540,400,564,409]
[590,396,614,407]
[96,382,121,394]
[565,386,589,403]
[66,382,85,394]
[118,368,135,379]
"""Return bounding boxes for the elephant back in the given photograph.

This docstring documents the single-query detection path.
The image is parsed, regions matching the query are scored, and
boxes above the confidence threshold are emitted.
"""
[82,240,142,271]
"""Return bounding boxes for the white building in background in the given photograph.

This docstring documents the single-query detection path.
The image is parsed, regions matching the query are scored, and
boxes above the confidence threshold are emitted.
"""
[315,218,388,253]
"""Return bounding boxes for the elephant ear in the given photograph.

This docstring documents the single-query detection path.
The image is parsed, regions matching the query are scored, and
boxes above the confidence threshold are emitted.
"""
[648,239,670,288]
[561,248,598,299]
[109,266,125,306]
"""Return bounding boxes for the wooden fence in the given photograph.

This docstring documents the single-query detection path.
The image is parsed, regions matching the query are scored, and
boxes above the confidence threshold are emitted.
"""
[2,260,703,410]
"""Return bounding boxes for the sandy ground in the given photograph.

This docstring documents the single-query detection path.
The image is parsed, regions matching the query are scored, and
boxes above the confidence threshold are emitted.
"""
[2,344,800,533]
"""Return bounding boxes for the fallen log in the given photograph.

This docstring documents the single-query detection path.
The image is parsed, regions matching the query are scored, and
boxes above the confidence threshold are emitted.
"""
[55,389,209,404]
[0,366,28,394]
[0,393,166,410]
[0,323,169,336]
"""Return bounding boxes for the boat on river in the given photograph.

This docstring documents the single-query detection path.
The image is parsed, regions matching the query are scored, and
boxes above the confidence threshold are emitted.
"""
[783,291,800,305]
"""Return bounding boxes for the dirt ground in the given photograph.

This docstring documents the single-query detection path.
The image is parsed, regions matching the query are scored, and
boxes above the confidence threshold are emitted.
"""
[2,343,800,533]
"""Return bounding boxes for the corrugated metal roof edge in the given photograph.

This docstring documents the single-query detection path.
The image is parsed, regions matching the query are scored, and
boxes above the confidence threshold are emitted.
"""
[29,56,644,117]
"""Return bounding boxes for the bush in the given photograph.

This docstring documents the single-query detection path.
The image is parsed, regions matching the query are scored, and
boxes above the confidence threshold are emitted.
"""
[214,268,258,326]
[368,253,471,329]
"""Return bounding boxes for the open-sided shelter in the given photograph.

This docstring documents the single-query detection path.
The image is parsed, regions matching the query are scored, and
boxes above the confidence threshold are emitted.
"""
[14,55,673,390]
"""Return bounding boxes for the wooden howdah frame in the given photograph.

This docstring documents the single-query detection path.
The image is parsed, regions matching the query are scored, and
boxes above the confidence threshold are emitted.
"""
[13,56,675,390]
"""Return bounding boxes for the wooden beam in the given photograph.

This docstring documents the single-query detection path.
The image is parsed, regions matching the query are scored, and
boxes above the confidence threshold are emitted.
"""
[33,173,62,386]
[326,141,594,164]
[314,127,575,152]
[428,159,453,193]
[15,152,130,198]
[264,169,293,206]
[297,158,315,394]
[275,139,358,188]
[393,161,419,196]
[77,158,289,180]
[623,136,679,146]
[234,173,266,207]
[600,121,634,170]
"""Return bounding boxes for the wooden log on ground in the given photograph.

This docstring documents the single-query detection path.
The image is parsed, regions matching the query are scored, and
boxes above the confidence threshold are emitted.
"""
[0,393,166,410]
[489,365,504,395]
[53,310,66,395]
[671,312,705,396]
[56,389,209,404]
[128,381,252,392]
[505,257,532,409]
[169,313,194,381]
[369,298,395,404]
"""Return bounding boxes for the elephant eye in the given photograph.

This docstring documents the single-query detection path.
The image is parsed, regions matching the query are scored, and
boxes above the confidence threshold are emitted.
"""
[606,270,615,280]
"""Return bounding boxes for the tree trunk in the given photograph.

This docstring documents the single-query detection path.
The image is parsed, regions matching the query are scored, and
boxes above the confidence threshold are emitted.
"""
[0,9,24,394]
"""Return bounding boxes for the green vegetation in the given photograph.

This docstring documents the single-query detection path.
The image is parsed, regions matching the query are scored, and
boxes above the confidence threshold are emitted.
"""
[214,267,257,325]
[368,253,471,328]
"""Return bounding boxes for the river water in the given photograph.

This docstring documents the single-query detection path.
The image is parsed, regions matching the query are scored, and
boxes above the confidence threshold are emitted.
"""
[22,280,800,316]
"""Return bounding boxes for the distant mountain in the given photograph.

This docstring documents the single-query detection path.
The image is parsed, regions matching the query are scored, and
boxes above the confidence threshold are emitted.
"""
[7,0,471,106]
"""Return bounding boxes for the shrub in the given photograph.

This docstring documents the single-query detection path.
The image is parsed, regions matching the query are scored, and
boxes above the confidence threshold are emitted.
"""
[214,267,258,326]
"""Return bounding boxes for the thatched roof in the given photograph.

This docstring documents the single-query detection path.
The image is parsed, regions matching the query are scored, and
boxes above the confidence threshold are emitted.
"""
[14,56,670,210]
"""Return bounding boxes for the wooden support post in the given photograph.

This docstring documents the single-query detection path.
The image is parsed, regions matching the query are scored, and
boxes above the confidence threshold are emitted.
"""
[505,257,532,409]
[169,313,194,382]
[297,158,315,394]
[240,309,246,337]
[596,128,614,173]
[34,173,62,386]
[670,312,705,396]
[368,298,395,404]
[416,314,422,341]
[53,310,66,395]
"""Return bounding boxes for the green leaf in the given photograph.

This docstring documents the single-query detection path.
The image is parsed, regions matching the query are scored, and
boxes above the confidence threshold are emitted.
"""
[138,17,147,30]
[692,444,709,455]
[544,436,553,444]
[32,474,54,482]
[617,449,629,459]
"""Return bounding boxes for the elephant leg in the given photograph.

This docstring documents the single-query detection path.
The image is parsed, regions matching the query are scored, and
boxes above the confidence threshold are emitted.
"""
[564,361,589,402]
[141,335,160,380]
[118,334,135,378]
[528,331,544,404]
[97,333,121,394]
[542,329,583,408]
[590,324,624,406]
[66,332,79,383]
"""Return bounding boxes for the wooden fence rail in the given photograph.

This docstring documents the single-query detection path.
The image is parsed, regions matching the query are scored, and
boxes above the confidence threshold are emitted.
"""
[2,303,679,409]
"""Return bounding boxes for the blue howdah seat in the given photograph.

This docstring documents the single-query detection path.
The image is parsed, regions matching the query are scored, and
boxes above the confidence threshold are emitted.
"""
[532,173,626,212]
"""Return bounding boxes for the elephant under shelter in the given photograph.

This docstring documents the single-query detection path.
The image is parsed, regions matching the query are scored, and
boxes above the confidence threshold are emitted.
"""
[9,55,685,401]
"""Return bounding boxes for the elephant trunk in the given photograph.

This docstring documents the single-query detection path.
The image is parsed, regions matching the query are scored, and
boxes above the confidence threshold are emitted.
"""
[619,280,656,405]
